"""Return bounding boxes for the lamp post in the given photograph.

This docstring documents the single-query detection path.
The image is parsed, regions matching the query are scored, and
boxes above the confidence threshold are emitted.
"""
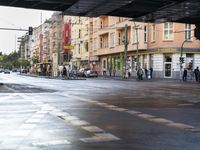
[123,24,128,78]
[180,40,188,80]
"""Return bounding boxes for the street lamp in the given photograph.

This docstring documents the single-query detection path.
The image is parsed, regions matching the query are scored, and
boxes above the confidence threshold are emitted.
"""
[179,40,188,80]
[123,24,128,78]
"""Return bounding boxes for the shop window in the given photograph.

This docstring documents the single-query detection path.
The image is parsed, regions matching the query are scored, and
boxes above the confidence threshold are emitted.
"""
[165,55,172,62]
[186,54,193,70]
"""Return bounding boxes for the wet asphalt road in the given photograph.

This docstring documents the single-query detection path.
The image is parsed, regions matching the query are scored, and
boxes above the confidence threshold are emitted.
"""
[0,73,200,150]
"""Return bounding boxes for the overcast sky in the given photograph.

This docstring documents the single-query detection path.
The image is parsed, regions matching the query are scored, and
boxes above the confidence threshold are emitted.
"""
[0,6,53,54]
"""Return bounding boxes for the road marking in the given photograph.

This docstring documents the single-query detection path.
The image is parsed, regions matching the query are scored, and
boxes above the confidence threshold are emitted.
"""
[80,133,120,143]
[70,120,90,126]
[127,110,141,115]
[11,130,31,137]
[148,118,174,124]
[81,126,104,133]
[64,94,198,132]
[20,124,37,129]
[137,113,156,119]
[178,103,193,106]
[32,140,71,147]
[167,123,194,130]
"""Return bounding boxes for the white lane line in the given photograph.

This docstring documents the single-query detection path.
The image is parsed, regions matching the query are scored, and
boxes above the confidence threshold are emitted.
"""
[20,124,37,129]
[70,120,90,126]
[26,118,42,123]
[127,110,141,115]
[32,140,71,147]
[65,94,197,132]
[11,130,31,137]
[80,133,120,143]
[167,123,194,130]
[137,113,156,119]
[50,109,120,143]
[178,103,193,106]
[148,118,174,124]
[81,126,104,133]
[20,94,120,143]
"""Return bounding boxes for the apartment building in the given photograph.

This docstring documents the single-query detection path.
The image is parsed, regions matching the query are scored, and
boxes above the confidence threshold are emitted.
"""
[72,16,148,76]
[71,16,200,79]
[148,23,200,79]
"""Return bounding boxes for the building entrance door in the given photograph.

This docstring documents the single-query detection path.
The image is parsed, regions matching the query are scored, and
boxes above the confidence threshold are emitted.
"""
[164,63,172,78]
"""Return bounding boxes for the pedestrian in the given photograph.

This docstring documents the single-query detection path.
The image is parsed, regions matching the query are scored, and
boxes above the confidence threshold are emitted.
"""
[59,65,63,78]
[150,67,153,79]
[109,67,112,77]
[103,67,106,76]
[137,67,143,80]
[128,68,131,78]
[182,68,187,82]
[144,68,148,79]
[194,67,199,82]
[62,65,67,79]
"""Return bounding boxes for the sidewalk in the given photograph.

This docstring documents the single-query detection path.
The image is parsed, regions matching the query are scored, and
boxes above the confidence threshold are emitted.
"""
[97,75,200,84]
[19,73,200,84]
[19,73,86,80]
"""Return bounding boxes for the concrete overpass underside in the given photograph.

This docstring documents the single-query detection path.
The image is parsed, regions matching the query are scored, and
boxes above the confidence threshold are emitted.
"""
[1,0,200,24]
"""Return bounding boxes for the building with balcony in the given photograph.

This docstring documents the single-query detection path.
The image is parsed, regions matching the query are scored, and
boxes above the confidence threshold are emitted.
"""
[71,16,200,79]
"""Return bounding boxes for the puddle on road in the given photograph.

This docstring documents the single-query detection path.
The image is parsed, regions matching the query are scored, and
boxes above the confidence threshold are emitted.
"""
[0,83,55,93]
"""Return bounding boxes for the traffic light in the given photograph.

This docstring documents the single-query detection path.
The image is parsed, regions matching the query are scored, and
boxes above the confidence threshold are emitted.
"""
[179,57,184,63]
[28,27,33,35]
[194,24,200,40]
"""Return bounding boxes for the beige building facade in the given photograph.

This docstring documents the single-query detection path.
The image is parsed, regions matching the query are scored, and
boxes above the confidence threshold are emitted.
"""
[71,16,200,79]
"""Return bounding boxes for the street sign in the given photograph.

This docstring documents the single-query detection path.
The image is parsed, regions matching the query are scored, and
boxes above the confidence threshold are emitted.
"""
[64,45,74,49]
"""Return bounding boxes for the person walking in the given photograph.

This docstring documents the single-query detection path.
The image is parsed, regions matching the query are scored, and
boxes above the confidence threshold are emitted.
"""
[62,65,67,79]
[194,67,199,82]
[182,68,187,82]
[137,67,143,80]
[150,67,153,79]
[103,67,106,76]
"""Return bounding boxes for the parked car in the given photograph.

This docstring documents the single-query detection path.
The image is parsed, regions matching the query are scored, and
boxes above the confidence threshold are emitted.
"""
[12,68,18,72]
[4,69,10,74]
[78,68,90,77]
[21,69,28,74]
[84,70,98,78]
[0,69,4,73]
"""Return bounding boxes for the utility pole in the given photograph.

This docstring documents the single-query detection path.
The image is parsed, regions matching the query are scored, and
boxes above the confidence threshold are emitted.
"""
[180,40,187,80]
[124,24,128,78]
[133,22,139,70]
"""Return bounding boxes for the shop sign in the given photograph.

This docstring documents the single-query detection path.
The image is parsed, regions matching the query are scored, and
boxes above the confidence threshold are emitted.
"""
[157,48,177,53]
[90,56,99,61]
[64,45,74,49]
[81,56,89,61]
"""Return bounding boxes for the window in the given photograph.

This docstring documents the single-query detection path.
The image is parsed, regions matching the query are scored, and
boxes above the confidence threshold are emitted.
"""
[78,44,80,54]
[133,28,139,43]
[78,29,81,38]
[144,26,148,43]
[100,37,103,48]
[164,22,173,40]
[185,24,192,41]
[152,24,156,42]
[118,32,121,45]
[110,33,115,47]
[93,38,97,51]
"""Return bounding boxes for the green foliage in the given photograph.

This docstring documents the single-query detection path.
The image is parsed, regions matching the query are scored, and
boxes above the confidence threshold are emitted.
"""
[0,51,27,69]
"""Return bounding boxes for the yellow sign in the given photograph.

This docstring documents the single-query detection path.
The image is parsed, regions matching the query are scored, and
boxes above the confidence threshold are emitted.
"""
[64,45,74,49]
[157,48,177,53]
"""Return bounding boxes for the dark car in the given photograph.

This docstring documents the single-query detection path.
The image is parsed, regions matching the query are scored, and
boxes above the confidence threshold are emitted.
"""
[84,70,98,78]
[12,68,18,72]
[21,69,28,74]
[4,69,10,74]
